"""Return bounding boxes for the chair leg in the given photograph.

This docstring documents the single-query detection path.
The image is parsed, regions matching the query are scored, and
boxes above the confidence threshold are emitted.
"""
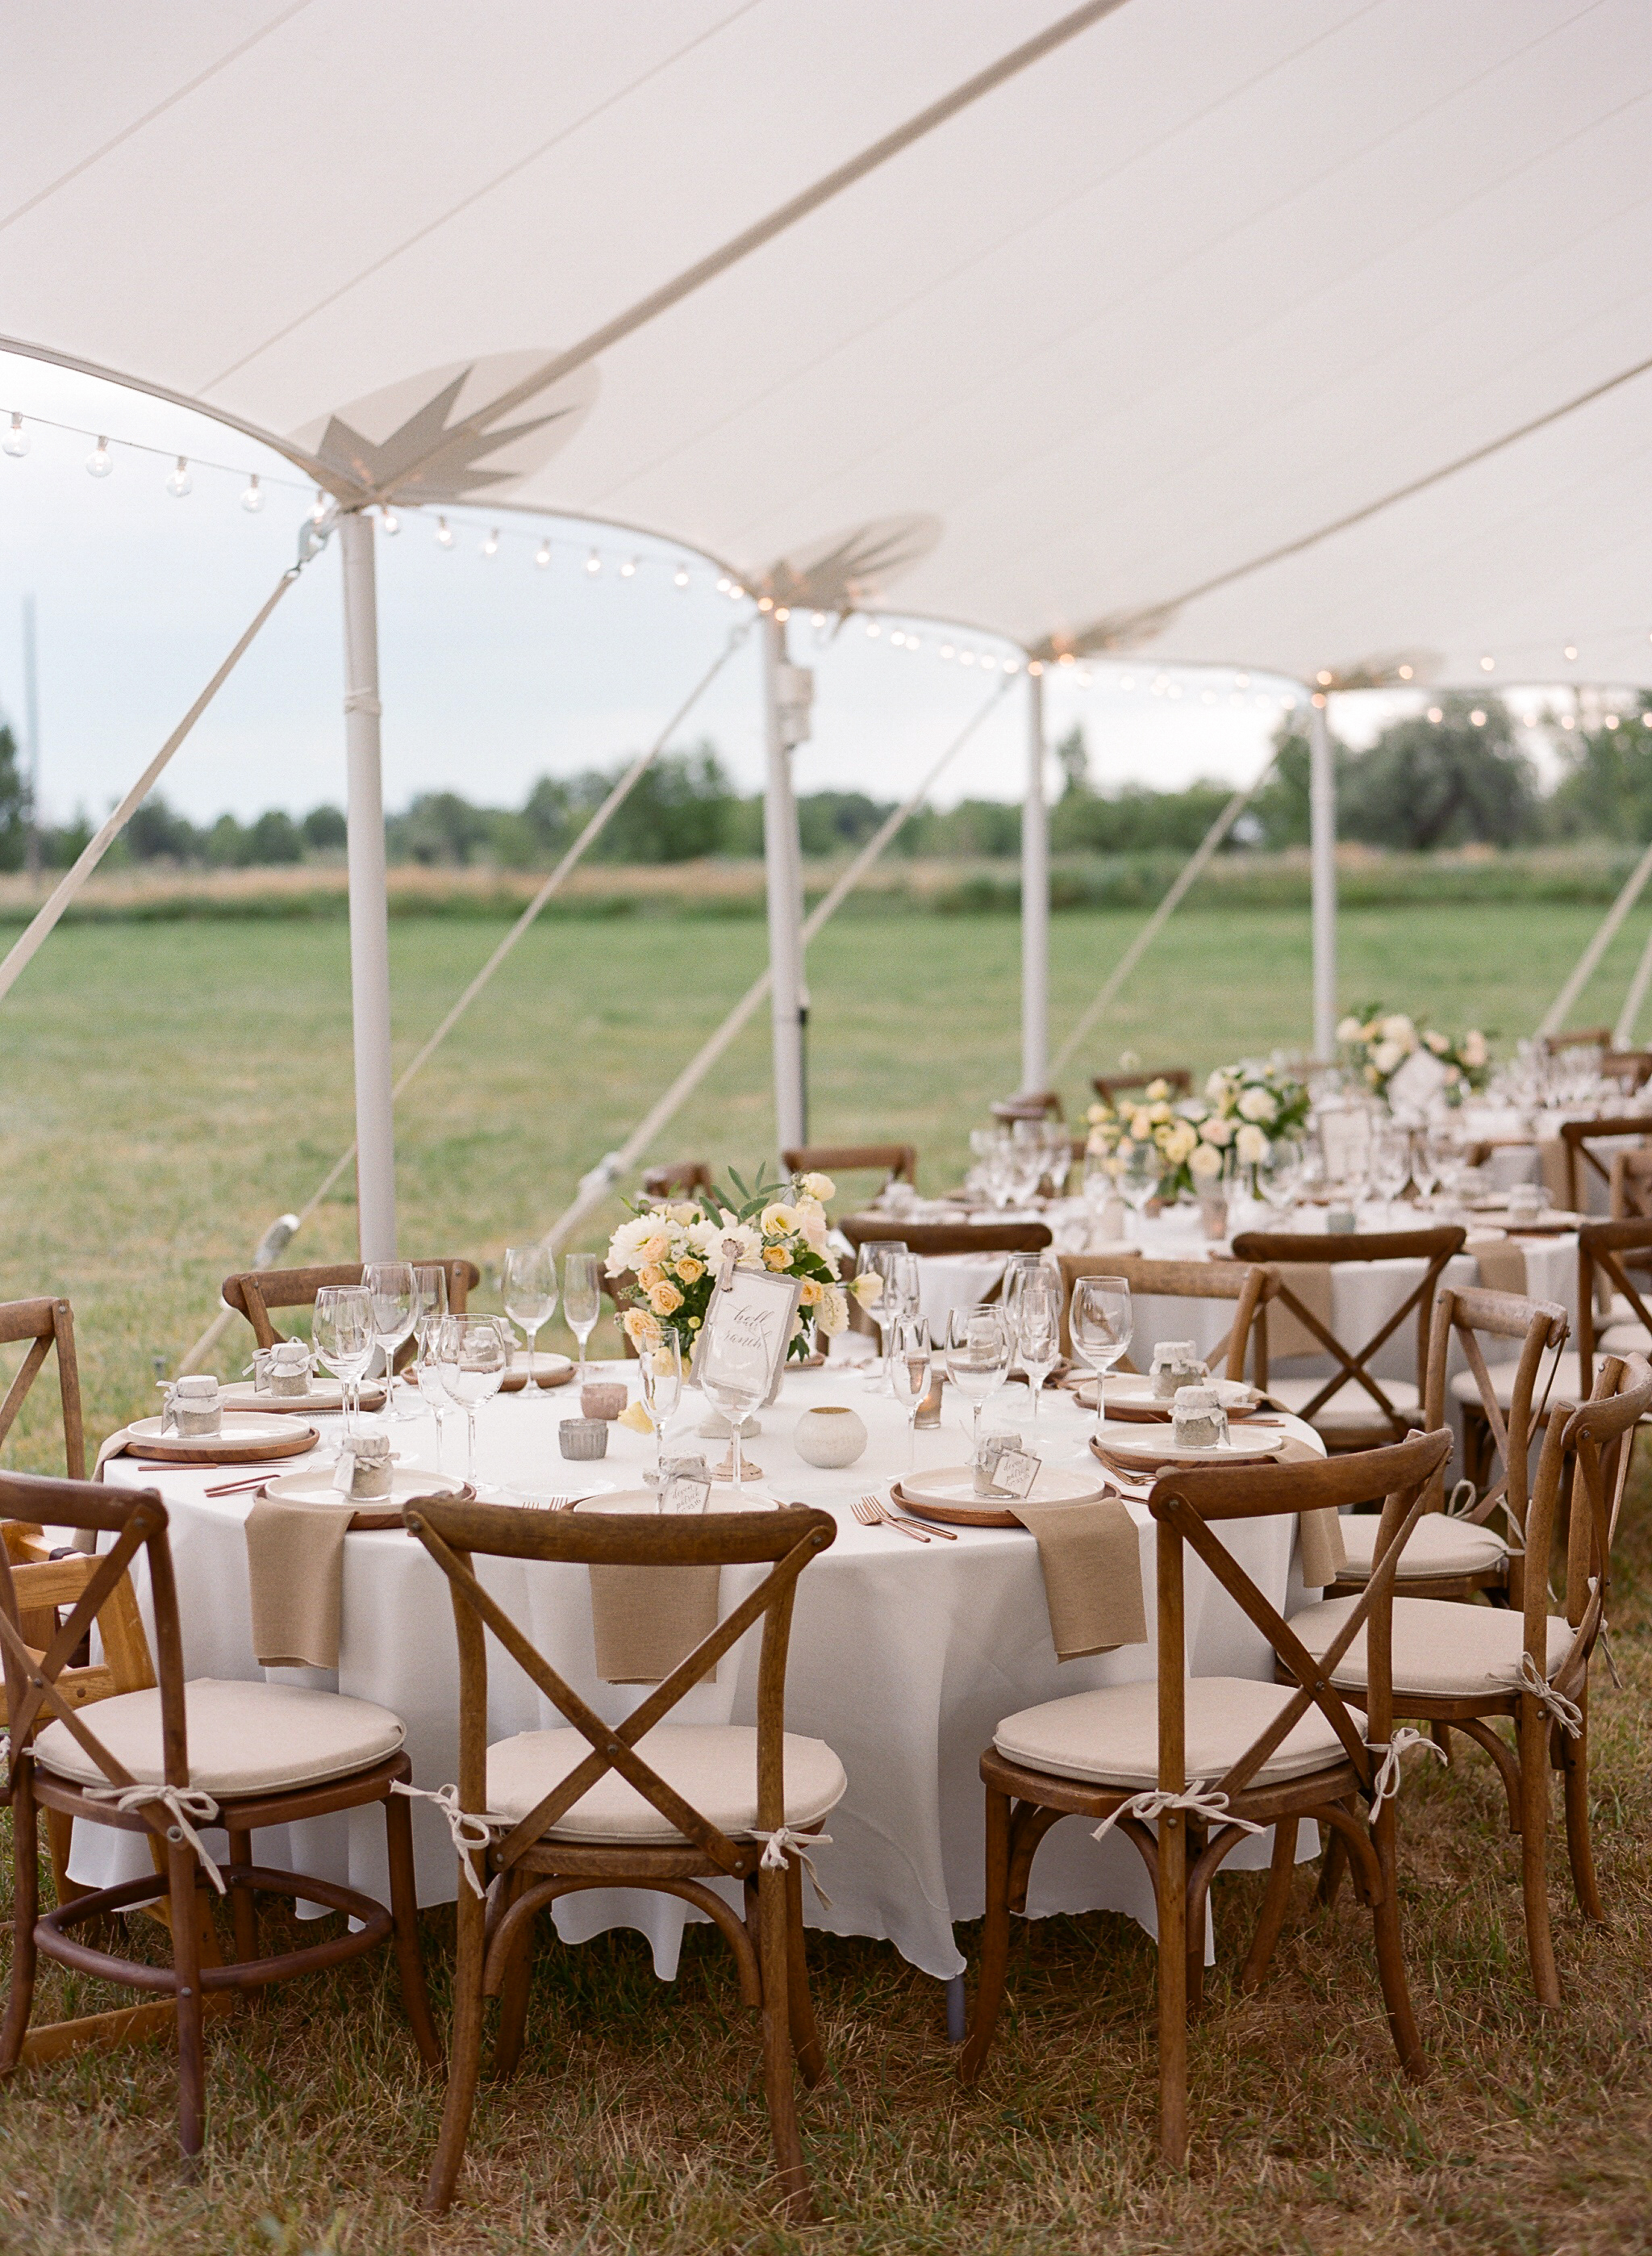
[783,1855,825,2088]
[1316,1808,1350,1908]
[1241,1817,1298,1993]
[756,1862,811,2224]
[383,1790,441,2070]
[1559,1690,1605,1924]
[44,1810,86,1909]
[227,1828,257,1968]
[0,1766,40,2073]
[490,1872,534,2080]
[1367,1804,1424,2078]
[169,1847,207,2162]
[1158,1810,1189,2168]
[1516,1695,1562,2007]
[425,1878,487,2213]
[960,1786,1013,2086]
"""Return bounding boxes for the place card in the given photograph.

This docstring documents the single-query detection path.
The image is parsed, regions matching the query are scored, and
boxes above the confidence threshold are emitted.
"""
[990,1448,1043,1500]
[662,1470,712,1515]
[691,1262,802,1408]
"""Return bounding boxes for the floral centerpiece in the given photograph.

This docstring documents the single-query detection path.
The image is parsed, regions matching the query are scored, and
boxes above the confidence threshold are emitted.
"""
[604,1166,882,1364]
[1085,1063,1312,1202]
[1336,1007,1488,1106]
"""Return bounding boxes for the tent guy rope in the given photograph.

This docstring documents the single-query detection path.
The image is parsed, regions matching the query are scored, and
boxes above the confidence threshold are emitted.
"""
[1537,838,1652,1038]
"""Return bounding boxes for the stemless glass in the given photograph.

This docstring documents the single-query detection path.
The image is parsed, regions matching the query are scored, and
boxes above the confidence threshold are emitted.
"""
[364,1260,417,1418]
[503,1243,558,1385]
[563,1253,603,1367]
[1012,1271,1062,1434]
[1067,1275,1134,1435]
[945,1306,1012,1461]
[637,1331,683,1487]
[888,1315,932,1474]
[436,1315,508,1484]
[313,1283,374,1435]
[699,1328,768,1500]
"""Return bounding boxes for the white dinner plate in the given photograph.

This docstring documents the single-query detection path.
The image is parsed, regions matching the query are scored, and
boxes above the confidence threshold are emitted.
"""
[898,1463,1108,1510]
[500,1352,576,1393]
[1092,1422,1285,1468]
[261,1466,466,1509]
[219,1379,384,1414]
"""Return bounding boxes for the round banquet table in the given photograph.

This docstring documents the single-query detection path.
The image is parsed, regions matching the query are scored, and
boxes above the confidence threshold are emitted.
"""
[88,1364,1333,1986]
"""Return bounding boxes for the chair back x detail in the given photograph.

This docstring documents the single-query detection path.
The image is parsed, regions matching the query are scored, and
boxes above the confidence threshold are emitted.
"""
[0,1297,86,1481]
[1576,1216,1652,1393]
[1558,1115,1652,1215]
[1054,1254,1275,1384]
[220,1259,480,1356]
[1424,1284,1568,1548]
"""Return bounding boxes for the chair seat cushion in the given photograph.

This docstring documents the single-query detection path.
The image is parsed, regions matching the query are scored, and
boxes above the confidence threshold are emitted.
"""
[993,1676,1346,1790]
[485,1723,847,1844]
[1266,1375,1421,1435]
[1337,1512,1508,1581]
[1287,1596,1572,1702]
[1450,1346,1639,1415]
[33,1678,406,1798]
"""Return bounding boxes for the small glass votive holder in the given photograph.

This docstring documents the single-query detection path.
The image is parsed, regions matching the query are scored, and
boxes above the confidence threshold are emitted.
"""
[559,1418,609,1460]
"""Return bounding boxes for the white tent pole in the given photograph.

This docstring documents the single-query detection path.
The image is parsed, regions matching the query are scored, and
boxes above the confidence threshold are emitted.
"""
[1309,692,1337,1059]
[1612,919,1652,1049]
[1020,664,1049,1093]
[545,679,1011,1251]
[1049,745,1280,1078]
[1538,838,1652,1038]
[761,611,807,1153]
[340,508,396,1262]
[0,564,302,1008]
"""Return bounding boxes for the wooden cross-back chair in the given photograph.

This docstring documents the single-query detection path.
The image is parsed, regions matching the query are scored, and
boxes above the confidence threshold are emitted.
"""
[1090,1067,1194,1106]
[990,1090,1063,1122]
[402,1492,843,2222]
[640,1161,713,1200]
[1601,1048,1652,1094]
[0,1469,438,2157]
[1575,1216,1652,1394]
[1557,1116,1652,1216]
[1608,1147,1652,1221]
[1546,1026,1612,1051]
[1054,1254,1277,1386]
[841,1218,1053,1260]
[0,1297,86,1481]
[220,1259,479,1367]
[1333,1286,1568,1605]
[1228,1226,1466,1450]
[1291,1356,1652,2003]
[780,1143,918,1190]
[962,1429,1450,2164]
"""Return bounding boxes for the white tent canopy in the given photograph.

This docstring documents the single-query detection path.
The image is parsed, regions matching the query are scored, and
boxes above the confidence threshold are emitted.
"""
[7,0,1652,1242]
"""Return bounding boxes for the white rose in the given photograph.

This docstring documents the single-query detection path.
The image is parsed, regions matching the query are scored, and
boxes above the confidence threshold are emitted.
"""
[1200,1115,1234,1147]
[1162,1122,1198,1165]
[760,1201,799,1237]
[795,1197,830,1253]
[1189,1140,1224,1180]
[816,1285,849,1336]
[1129,1109,1155,1141]
[1462,1030,1487,1067]
[1205,1069,1233,1101]
[1423,1031,1449,1056]
[1380,1013,1417,1050]
[1237,1087,1277,1125]
[1372,1040,1404,1075]
[1335,1015,1364,1043]
[849,1271,883,1307]
[1234,1123,1270,1165]
[801,1172,836,1202]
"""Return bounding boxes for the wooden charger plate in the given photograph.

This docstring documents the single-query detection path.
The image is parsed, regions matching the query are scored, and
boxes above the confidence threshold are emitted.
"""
[1090,1424,1285,1475]
[893,1463,1109,1530]
[261,1465,470,1531]
[499,1352,576,1393]
[1072,1376,1262,1424]
[123,1413,318,1464]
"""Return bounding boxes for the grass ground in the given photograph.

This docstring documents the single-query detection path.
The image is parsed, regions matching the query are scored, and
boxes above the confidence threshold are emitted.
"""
[2,902,1651,2252]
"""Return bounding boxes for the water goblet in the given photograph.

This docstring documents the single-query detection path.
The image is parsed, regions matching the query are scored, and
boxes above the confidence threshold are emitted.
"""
[945,1306,1012,1463]
[1258,1137,1305,1218]
[503,1243,558,1388]
[1116,1139,1163,1234]
[562,1253,603,1367]
[856,1239,908,1389]
[1067,1274,1134,1438]
[363,1260,417,1422]
[313,1283,374,1435]
[1010,1270,1062,1435]
[699,1327,768,1500]
[436,1315,508,1485]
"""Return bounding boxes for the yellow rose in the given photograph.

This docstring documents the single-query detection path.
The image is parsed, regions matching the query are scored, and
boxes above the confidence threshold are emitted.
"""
[636,1261,665,1290]
[647,1280,684,1315]
[801,1172,836,1201]
[1145,1078,1169,1101]
[798,1276,824,1306]
[636,1231,670,1265]
[761,1201,799,1237]
[674,1256,703,1285]
[669,1202,699,1226]
[762,1244,791,1271]
[622,1309,662,1352]
[1129,1109,1154,1140]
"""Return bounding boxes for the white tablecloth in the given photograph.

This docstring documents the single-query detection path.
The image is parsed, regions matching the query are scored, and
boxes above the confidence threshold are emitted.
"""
[87,1367,1329,1982]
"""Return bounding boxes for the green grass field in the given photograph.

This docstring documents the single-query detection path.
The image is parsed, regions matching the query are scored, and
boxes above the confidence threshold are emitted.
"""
[2,901,1651,2254]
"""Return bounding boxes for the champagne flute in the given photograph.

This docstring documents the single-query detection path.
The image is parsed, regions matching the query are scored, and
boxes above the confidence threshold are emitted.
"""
[503,1243,558,1387]
[563,1253,603,1367]
[888,1315,932,1475]
[1068,1275,1134,1435]
[313,1283,374,1435]
[1012,1271,1062,1435]
[407,1264,449,1424]
[638,1332,683,1488]
[436,1315,508,1485]
[364,1260,417,1421]
[945,1306,1012,1464]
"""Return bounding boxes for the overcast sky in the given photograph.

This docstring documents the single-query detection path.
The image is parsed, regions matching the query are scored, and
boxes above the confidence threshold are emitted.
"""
[0,349,1573,829]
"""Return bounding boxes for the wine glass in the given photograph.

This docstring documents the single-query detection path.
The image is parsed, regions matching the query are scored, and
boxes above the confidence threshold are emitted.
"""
[699,1326,768,1500]
[313,1284,374,1435]
[1006,1121,1046,1208]
[1041,1122,1074,1200]
[563,1253,603,1367]
[503,1243,558,1387]
[364,1260,417,1421]
[1010,1270,1062,1435]
[945,1306,1012,1463]
[888,1315,932,1475]
[436,1315,508,1485]
[416,1343,455,1475]
[1068,1275,1134,1434]
[1116,1139,1162,1234]
[637,1331,682,1488]
[1410,1129,1443,1209]
[856,1239,908,1390]
[1369,1126,1411,1225]
[1258,1137,1305,1218]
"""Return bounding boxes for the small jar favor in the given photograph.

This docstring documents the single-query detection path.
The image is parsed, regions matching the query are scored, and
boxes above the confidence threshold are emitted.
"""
[974,1427,1023,1496]
[339,1431,394,1500]
[1149,1342,1206,1401]
[1507,1183,1546,1226]
[1172,1386,1226,1450]
[267,1339,313,1398]
[165,1375,223,1436]
[560,1418,609,1461]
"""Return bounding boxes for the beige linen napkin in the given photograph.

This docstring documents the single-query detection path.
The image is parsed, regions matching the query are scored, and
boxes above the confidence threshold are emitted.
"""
[1007,1497,1147,1661]
[1538,1138,1571,1209]
[1266,1263,1337,1361]
[244,1495,350,1669]
[589,1565,721,1686]
[1466,1233,1529,1297]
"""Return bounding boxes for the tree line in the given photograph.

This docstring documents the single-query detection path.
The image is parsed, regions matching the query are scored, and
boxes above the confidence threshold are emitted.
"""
[2,694,1650,875]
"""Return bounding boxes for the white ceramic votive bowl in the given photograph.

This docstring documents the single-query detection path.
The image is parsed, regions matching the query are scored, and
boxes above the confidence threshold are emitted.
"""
[793,1405,868,1469]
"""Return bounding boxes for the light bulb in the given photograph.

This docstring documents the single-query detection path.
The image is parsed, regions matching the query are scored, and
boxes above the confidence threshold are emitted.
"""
[866,620,881,639]
[1281,693,1297,711]
[240,474,263,513]
[674,566,690,589]
[482,528,499,557]
[1397,663,1412,680]
[1003,657,1020,675]
[729,583,745,600]
[940,642,955,659]
[1564,642,1578,661]
[1471,708,1487,726]
[811,611,826,629]
[1027,659,1044,677]
[166,456,193,498]
[1561,712,1576,729]
[310,489,327,524]
[3,413,27,458]
[1234,672,1249,688]
[775,605,790,622]
[86,437,112,477]
[1059,652,1075,668]
[1428,707,1444,723]
[1316,669,1333,687]
[715,574,731,594]
[1479,654,1494,672]
[1605,712,1620,729]
[436,516,454,548]
[620,556,637,579]
[536,540,551,568]
[382,507,400,535]
[903,633,917,651]
[584,549,601,575]
[980,655,999,673]
[888,628,905,645]
[1642,713,1652,729]
[959,650,975,666]
[757,595,774,612]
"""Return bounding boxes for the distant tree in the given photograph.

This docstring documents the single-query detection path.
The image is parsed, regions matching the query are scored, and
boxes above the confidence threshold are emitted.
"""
[245,808,304,864]
[1340,692,1538,850]
[204,813,248,866]
[124,792,200,862]
[1249,725,1345,849]
[1546,695,1652,841]
[1052,724,1089,799]
[1050,779,1235,854]
[389,791,495,866]
[795,790,893,854]
[301,803,348,852]
[582,744,740,863]
[0,721,27,873]
[903,798,1023,857]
